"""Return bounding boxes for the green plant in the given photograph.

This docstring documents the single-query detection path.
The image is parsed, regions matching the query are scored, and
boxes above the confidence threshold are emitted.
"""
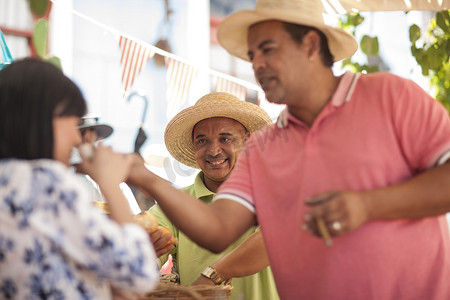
[409,10,450,109]
[338,13,380,74]
[28,0,61,68]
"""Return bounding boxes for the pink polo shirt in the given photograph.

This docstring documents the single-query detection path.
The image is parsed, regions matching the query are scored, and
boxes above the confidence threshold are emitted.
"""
[215,72,450,300]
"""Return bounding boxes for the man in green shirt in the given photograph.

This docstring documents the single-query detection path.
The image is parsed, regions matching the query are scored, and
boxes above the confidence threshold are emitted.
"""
[150,92,279,300]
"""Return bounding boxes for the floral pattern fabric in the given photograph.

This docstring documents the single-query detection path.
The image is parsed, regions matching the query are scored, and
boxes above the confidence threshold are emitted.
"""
[0,159,159,299]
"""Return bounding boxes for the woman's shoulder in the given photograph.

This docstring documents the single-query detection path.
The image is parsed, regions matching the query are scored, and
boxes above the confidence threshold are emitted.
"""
[0,159,83,201]
[1,158,67,172]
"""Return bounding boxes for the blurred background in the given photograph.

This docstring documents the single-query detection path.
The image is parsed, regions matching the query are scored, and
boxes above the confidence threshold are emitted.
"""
[1,0,449,187]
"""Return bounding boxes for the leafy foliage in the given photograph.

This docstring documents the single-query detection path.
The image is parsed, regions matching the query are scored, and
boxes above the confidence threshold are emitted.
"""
[409,10,450,110]
[28,0,61,69]
[338,10,449,111]
[338,13,380,74]
[32,19,47,58]
[28,0,48,17]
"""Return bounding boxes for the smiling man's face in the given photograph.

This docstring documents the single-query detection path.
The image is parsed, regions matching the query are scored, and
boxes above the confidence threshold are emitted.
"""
[193,117,249,191]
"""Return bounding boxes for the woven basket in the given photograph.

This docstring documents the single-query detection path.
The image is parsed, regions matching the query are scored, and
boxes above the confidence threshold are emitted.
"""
[142,283,233,300]
[160,273,179,285]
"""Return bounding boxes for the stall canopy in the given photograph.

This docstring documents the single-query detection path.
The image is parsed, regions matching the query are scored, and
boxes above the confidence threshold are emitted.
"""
[322,0,450,14]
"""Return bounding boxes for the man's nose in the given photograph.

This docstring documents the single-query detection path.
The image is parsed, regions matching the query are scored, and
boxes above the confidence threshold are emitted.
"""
[252,53,266,73]
[206,140,223,156]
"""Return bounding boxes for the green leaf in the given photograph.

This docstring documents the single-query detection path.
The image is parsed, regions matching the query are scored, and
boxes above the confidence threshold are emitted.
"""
[29,0,48,17]
[436,11,450,34]
[410,45,420,59]
[347,13,364,27]
[360,35,379,56]
[419,57,430,76]
[33,19,47,58]
[45,56,62,70]
[409,24,421,44]
[428,46,441,70]
[367,65,379,73]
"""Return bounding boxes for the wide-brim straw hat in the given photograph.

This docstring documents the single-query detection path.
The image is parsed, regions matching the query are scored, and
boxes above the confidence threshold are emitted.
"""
[164,92,273,169]
[217,0,358,62]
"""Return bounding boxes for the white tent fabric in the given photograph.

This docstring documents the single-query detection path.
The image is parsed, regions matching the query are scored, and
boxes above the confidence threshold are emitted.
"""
[322,0,450,14]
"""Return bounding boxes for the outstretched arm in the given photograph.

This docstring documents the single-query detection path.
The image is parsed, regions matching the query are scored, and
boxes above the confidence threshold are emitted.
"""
[192,230,269,286]
[126,155,256,253]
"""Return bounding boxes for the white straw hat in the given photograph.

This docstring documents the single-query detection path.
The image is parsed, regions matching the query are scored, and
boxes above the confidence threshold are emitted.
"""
[164,92,273,169]
[217,0,357,62]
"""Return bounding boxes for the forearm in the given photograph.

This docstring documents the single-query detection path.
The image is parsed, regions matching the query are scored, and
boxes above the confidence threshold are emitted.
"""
[129,168,254,252]
[365,162,450,221]
[211,231,270,281]
[98,182,134,224]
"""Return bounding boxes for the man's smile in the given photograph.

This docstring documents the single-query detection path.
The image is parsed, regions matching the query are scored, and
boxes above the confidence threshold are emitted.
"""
[206,157,228,167]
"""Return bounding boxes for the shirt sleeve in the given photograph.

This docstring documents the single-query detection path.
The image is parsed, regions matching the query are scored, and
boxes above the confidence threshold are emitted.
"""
[214,143,256,214]
[28,164,159,293]
[389,75,450,171]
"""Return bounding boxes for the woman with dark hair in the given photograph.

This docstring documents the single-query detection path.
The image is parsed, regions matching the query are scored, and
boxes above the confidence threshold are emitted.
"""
[0,58,159,299]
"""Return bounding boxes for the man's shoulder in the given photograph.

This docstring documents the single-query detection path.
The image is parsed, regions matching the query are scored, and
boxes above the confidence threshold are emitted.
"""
[180,183,196,197]
[244,123,286,154]
[359,72,413,88]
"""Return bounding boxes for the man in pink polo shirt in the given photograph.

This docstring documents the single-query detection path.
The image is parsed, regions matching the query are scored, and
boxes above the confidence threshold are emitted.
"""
[127,0,450,299]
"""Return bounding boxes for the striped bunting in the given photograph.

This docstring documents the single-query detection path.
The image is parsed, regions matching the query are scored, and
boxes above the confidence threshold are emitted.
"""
[215,76,247,101]
[165,57,199,119]
[119,36,155,97]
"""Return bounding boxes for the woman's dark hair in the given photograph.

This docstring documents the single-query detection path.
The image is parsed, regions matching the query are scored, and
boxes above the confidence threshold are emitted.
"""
[0,58,87,160]
[282,22,334,67]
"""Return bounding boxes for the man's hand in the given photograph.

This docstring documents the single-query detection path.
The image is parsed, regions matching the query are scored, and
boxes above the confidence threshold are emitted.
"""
[150,227,175,257]
[125,153,160,189]
[191,274,215,286]
[302,191,370,237]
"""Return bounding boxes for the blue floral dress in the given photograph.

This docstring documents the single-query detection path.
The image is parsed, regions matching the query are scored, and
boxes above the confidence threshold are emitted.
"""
[0,159,159,299]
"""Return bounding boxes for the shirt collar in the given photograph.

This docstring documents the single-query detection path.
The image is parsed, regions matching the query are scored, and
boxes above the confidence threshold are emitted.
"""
[192,171,215,199]
[276,71,360,129]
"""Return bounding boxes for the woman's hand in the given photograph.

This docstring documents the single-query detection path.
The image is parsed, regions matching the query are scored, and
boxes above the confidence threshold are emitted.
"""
[78,143,133,187]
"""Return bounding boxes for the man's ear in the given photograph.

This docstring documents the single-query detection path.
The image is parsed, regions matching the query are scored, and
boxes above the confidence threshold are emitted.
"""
[303,30,321,61]
[244,131,251,141]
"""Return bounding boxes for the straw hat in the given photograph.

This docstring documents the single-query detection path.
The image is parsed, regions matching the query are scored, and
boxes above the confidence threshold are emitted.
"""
[78,116,113,140]
[217,0,358,62]
[164,92,272,169]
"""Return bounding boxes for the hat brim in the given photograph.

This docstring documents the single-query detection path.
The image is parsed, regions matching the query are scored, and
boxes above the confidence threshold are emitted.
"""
[164,93,272,169]
[78,124,113,140]
[217,9,358,62]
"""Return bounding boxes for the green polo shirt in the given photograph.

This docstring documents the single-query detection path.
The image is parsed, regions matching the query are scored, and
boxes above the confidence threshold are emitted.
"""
[150,172,279,300]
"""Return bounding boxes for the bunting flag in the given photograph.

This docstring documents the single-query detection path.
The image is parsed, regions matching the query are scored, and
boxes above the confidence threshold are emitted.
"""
[165,57,199,119]
[215,76,247,101]
[119,35,155,97]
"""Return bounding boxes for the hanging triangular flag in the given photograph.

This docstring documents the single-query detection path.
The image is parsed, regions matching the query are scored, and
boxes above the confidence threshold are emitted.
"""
[165,57,199,119]
[119,36,155,97]
[215,76,247,101]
